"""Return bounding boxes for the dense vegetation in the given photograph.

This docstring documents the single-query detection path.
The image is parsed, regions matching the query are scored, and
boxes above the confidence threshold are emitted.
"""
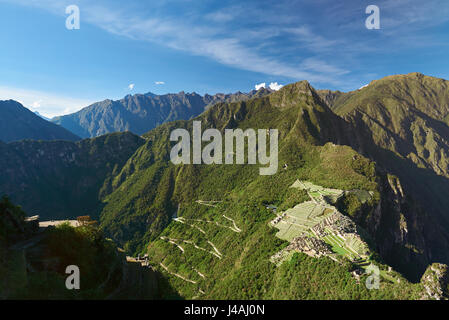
[96,80,431,299]
[11,223,123,299]
[0,196,26,245]
[0,132,145,220]
[0,199,161,299]
[3,73,449,299]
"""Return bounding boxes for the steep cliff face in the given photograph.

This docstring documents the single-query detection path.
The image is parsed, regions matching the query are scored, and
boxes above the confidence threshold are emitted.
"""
[329,73,449,179]
[2,75,449,296]
[367,173,449,281]
[336,157,449,282]
[315,74,449,280]
[316,89,352,111]
[0,132,145,220]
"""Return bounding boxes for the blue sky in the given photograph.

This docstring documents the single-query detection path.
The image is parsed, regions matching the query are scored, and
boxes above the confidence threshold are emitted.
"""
[0,0,449,117]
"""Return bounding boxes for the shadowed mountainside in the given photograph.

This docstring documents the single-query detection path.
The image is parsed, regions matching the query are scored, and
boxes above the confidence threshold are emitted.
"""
[2,74,449,298]
[319,73,449,179]
[98,80,449,286]
[0,100,79,143]
[0,132,145,220]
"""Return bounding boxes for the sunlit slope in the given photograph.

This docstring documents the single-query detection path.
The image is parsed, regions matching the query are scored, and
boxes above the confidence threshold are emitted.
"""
[317,74,449,278]
[97,81,439,299]
[143,144,423,299]
[331,73,449,178]
[99,81,356,251]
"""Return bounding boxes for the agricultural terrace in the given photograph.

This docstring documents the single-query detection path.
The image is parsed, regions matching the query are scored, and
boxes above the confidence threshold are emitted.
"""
[271,180,371,266]
[291,180,344,203]
[273,201,332,241]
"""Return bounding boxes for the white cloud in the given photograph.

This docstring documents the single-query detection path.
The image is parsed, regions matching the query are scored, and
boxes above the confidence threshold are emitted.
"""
[155,81,165,85]
[0,86,93,118]
[3,0,347,85]
[32,100,42,108]
[205,11,234,23]
[128,83,135,90]
[269,82,283,91]
[255,82,266,90]
[255,82,283,91]
[284,26,339,52]
[5,0,449,91]
[300,58,349,76]
[359,84,369,90]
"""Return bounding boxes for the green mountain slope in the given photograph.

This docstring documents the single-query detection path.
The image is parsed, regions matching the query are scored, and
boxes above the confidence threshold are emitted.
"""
[2,74,449,299]
[325,73,449,179]
[0,132,145,220]
[98,81,351,249]
[0,197,163,299]
[51,89,273,138]
[0,100,80,142]
[316,74,449,279]
[97,81,448,298]
[316,89,353,111]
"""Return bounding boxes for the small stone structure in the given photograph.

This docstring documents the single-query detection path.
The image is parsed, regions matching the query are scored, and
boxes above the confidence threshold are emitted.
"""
[287,236,333,257]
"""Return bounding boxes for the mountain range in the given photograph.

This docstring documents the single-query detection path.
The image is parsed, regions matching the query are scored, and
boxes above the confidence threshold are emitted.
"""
[51,88,273,138]
[0,100,79,142]
[1,73,449,299]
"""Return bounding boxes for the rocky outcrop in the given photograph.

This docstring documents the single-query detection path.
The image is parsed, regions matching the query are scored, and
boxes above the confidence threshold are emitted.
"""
[107,253,159,299]
[362,171,449,281]
[421,263,449,300]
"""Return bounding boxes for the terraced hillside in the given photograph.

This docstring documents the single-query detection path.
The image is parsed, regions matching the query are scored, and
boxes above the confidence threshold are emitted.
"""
[3,74,449,299]
[144,175,420,299]
[269,180,375,275]
[318,73,449,279]
[98,81,440,299]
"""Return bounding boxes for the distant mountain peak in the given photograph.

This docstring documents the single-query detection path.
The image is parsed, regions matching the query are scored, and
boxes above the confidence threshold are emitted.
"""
[52,89,275,138]
[34,111,50,121]
[0,100,80,142]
